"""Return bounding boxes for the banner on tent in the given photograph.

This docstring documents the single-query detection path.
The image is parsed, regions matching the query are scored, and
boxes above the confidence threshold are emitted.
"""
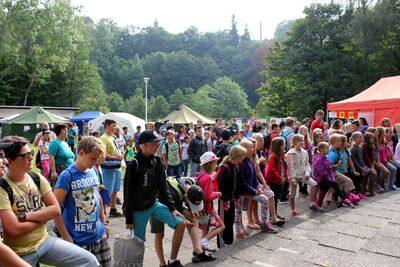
[330,111,358,119]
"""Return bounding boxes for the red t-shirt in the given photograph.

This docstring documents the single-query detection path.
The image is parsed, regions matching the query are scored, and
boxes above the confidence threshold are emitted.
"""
[311,120,325,134]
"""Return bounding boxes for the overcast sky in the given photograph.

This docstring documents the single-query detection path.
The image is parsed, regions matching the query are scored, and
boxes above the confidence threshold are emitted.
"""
[71,0,327,40]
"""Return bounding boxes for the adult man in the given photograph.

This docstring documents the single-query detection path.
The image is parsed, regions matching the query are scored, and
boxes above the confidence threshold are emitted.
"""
[214,131,232,164]
[162,130,182,176]
[100,119,123,217]
[122,127,131,142]
[231,118,239,130]
[67,123,78,152]
[54,136,111,266]
[188,127,207,177]
[33,122,56,147]
[212,118,223,138]
[311,110,326,134]
[196,119,205,139]
[123,131,186,267]
[0,136,98,266]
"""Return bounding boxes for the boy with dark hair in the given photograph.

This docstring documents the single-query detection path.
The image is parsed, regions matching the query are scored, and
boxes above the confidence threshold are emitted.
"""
[124,131,187,267]
[188,127,207,177]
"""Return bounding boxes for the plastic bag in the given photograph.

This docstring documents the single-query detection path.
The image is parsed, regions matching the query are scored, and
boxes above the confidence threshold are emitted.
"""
[113,230,145,267]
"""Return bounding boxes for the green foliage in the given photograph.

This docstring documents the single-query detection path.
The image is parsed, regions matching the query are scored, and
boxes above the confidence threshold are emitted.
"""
[257,0,400,119]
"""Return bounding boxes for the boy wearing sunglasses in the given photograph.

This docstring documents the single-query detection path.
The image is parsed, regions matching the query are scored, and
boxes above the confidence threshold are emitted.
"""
[0,136,99,266]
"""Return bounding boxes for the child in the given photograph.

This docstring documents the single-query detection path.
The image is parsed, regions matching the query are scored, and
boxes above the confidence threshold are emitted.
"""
[378,127,397,190]
[217,145,247,247]
[287,134,322,216]
[265,137,287,219]
[298,125,312,195]
[327,134,359,204]
[313,142,354,208]
[38,130,51,180]
[124,138,135,163]
[338,135,362,202]
[54,136,111,266]
[237,140,277,239]
[94,149,111,218]
[197,151,225,252]
[181,136,190,176]
[366,127,389,192]
[351,132,376,196]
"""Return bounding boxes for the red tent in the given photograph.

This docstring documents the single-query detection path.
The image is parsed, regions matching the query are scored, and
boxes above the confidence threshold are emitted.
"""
[327,76,400,126]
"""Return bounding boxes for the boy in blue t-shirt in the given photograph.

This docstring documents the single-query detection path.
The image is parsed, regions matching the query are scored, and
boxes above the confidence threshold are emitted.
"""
[54,136,111,266]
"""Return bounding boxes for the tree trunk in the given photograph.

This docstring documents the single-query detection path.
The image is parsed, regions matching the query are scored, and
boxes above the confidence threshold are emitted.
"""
[23,73,36,106]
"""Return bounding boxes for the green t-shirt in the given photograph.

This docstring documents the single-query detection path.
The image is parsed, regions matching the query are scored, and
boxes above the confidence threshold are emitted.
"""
[162,141,181,166]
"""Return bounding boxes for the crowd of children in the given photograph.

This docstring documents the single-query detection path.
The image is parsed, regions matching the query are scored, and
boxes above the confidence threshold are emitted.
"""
[1,111,400,267]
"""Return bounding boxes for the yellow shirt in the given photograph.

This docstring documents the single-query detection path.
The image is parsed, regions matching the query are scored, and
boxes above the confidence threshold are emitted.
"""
[100,133,119,157]
[0,173,52,256]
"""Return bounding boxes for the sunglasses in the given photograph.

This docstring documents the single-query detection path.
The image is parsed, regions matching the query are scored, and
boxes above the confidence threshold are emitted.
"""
[16,150,35,159]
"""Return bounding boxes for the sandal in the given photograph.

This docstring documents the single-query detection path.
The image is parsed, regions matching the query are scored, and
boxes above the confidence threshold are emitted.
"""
[242,229,250,236]
[247,223,260,230]
[260,223,278,234]
[270,218,285,226]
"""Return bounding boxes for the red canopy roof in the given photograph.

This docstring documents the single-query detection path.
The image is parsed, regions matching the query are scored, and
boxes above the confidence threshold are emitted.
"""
[328,76,400,110]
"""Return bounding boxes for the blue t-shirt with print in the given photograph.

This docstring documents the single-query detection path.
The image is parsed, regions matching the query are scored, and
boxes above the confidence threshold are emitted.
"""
[48,139,75,166]
[55,165,104,245]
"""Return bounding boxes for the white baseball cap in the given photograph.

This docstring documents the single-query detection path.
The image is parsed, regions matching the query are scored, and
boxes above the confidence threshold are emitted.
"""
[200,151,219,166]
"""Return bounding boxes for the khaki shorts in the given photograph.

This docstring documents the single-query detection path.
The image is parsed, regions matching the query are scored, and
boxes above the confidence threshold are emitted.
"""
[334,172,355,194]
[289,176,317,198]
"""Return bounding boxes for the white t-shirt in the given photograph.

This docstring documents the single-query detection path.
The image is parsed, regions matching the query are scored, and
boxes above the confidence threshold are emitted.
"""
[38,140,50,160]
[182,143,189,160]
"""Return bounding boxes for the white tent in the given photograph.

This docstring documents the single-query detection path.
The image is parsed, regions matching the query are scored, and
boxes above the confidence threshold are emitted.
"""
[88,112,145,133]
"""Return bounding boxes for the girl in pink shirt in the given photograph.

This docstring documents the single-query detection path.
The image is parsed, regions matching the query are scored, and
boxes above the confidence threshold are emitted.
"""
[197,152,225,252]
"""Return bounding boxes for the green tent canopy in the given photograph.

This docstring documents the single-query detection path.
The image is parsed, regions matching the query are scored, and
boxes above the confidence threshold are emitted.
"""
[2,106,68,141]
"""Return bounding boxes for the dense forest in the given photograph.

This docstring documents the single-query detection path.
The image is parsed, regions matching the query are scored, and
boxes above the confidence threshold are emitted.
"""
[0,0,399,121]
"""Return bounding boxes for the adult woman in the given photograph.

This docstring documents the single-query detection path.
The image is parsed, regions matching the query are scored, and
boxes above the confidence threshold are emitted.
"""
[49,124,75,184]
[359,117,369,134]
[176,125,188,144]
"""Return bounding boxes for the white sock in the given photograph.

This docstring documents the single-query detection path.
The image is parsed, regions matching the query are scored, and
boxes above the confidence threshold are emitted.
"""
[310,202,315,206]
[168,259,176,264]
[200,238,208,244]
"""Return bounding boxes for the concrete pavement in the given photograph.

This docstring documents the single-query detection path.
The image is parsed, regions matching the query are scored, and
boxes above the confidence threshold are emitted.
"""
[108,191,400,267]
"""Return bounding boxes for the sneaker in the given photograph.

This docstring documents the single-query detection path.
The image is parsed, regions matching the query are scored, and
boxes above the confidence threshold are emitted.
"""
[277,215,286,221]
[236,233,245,241]
[309,203,324,212]
[348,193,360,204]
[279,199,288,204]
[167,260,183,267]
[242,229,250,237]
[192,251,216,263]
[341,199,355,209]
[260,223,278,233]
[389,185,398,191]
[109,209,124,217]
[116,197,122,205]
[357,194,368,200]
[375,185,386,194]
[201,242,216,252]
[291,210,300,216]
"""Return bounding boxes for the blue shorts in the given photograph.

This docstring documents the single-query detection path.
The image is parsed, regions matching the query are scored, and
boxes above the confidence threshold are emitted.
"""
[101,168,122,193]
[132,201,184,241]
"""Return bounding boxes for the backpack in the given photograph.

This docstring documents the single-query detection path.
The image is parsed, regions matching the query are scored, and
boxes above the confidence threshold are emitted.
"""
[35,149,42,170]
[213,163,233,192]
[0,171,41,206]
[264,133,271,150]
[279,128,293,151]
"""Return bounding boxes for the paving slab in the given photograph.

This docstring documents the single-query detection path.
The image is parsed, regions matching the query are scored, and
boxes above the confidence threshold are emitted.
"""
[362,235,400,258]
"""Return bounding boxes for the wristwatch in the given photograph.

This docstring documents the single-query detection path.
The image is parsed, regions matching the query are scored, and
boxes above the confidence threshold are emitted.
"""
[18,212,27,222]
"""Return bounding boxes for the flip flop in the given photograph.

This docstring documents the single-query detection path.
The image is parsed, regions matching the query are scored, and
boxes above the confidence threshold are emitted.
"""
[247,224,260,230]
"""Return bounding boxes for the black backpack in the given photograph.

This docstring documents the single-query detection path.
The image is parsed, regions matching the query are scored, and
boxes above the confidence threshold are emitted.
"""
[0,171,41,205]
[263,133,271,151]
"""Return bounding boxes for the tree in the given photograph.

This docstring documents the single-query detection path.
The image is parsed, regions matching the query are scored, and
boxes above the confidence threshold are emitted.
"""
[227,14,240,46]
[274,20,294,42]
[148,95,170,121]
[241,24,251,42]
[124,88,145,119]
